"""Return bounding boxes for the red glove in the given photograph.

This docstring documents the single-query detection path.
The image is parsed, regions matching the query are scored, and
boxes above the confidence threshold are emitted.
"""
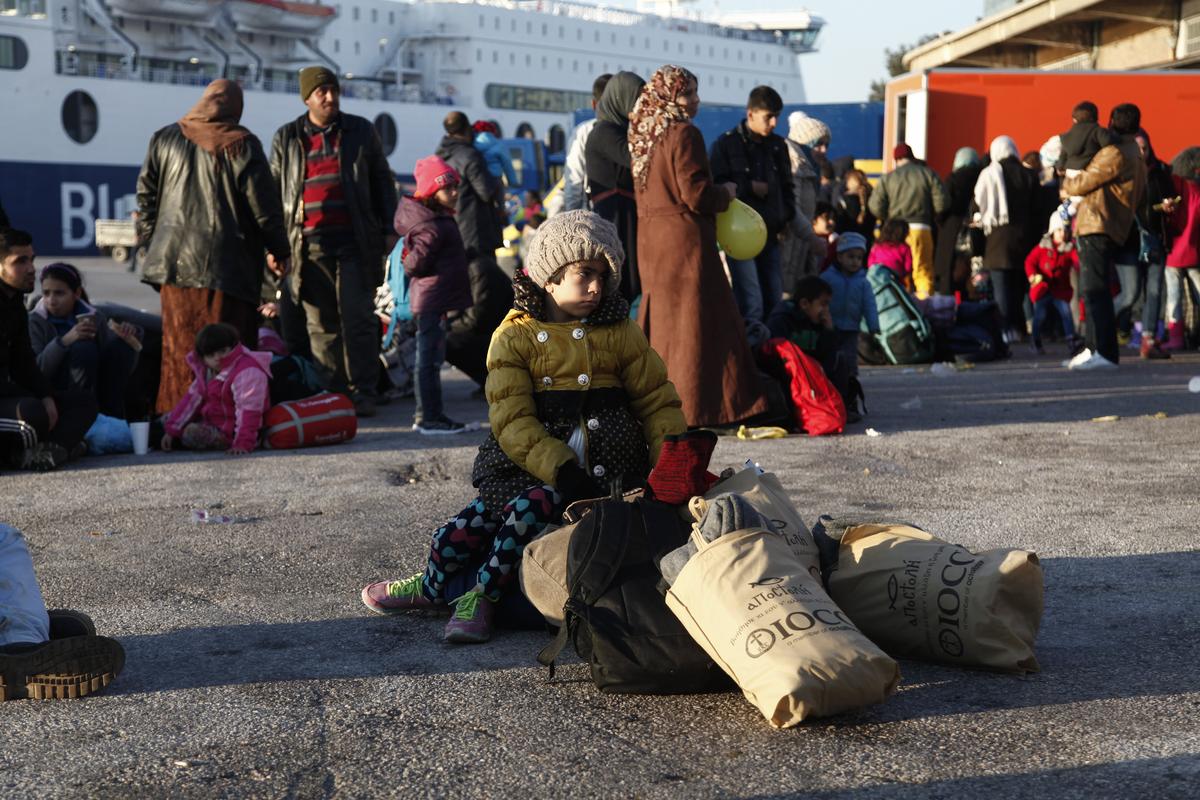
[645,430,719,505]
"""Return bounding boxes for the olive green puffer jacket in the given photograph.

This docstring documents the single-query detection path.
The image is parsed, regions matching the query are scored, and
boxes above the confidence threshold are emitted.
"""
[471,275,685,510]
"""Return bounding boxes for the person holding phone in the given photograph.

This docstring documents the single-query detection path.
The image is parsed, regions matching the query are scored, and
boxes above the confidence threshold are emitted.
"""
[27,263,141,420]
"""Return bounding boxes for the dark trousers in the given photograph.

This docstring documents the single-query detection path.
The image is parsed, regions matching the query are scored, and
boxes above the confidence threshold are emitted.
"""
[729,241,783,323]
[277,285,312,360]
[51,338,138,419]
[988,270,1026,334]
[1076,234,1120,363]
[299,241,381,397]
[0,392,98,453]
[445,329,489,387]
[414,312,447,423]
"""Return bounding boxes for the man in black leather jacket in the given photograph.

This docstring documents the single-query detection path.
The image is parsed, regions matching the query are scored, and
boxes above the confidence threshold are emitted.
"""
[270,67,398,416]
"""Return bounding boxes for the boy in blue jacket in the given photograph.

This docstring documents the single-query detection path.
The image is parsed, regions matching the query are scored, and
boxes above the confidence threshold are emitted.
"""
[820,232,878,420]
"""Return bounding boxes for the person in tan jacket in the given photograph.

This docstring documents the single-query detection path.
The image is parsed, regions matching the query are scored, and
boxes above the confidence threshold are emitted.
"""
[1060,103,1146,370]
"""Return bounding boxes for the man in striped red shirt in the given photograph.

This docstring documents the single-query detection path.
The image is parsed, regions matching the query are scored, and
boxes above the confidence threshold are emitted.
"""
[271,67,398,417]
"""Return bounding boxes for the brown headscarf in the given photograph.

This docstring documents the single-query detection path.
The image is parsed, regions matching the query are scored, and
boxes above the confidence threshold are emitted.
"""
[628,65,697,190]
[178,79,251,157]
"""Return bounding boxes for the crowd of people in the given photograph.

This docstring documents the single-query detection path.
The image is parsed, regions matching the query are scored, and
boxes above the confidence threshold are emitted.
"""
[3,62,1200,688]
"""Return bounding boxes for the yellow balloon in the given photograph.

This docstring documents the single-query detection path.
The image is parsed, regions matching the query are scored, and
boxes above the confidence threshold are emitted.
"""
[716,198,768,260]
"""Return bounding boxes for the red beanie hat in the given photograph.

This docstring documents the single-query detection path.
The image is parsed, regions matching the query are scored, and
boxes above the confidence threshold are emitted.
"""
[893,142,914,160]
[413,155,459,199]
[472,120,498,135]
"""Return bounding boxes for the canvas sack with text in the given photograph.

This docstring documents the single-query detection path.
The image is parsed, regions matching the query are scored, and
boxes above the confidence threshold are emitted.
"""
[819,519,1043,673]
[665,525,899,728]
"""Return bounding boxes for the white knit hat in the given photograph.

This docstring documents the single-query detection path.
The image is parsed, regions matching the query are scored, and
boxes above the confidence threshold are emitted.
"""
[787,111,831,148]
[524,210,624,294]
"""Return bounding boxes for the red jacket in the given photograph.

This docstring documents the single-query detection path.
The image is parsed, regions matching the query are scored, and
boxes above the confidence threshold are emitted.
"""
[1024,238,1077,303]
[1166,175,1200,268]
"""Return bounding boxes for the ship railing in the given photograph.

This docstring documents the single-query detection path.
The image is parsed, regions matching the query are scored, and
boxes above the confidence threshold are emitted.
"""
[469,0,786,45]
[53,50,456,103]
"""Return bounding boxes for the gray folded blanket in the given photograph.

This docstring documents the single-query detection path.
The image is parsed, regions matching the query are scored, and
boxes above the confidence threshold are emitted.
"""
[660,495,772,585]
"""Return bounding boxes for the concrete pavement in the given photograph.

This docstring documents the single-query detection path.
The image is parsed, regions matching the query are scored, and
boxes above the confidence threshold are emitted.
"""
[3,258,1199,796]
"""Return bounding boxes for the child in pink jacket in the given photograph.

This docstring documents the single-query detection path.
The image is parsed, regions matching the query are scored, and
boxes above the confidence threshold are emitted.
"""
[867,218,914,291]
[161,323,272,455]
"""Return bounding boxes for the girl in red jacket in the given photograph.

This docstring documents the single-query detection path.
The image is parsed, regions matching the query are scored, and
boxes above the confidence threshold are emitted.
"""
[1025,219,1079,354]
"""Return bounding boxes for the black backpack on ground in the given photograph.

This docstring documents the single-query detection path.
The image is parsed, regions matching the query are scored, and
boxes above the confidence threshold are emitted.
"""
[537,497,732,695]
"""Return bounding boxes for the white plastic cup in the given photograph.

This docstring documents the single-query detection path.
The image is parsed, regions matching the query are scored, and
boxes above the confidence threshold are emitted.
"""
[130,421,150,455]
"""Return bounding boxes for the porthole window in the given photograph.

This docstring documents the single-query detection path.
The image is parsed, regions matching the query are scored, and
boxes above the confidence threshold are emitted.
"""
[373,113,397,156]
[62,90,98,144]
[0,35,29,70]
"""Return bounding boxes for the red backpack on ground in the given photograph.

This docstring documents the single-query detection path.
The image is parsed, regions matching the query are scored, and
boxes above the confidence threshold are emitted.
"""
[264,392,358,449]
[757,338,846,436]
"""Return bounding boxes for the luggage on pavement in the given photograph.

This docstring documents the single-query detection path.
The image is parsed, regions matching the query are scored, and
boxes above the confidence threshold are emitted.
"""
[814,517,1043,673]
[862,264,935,365]
[756,338,846,436]
[665,521,900,727]
[264,392,357,449]
[536,497,730,695]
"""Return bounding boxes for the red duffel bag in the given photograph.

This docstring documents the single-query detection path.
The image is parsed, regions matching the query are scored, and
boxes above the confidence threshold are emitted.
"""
[264,392,357,449]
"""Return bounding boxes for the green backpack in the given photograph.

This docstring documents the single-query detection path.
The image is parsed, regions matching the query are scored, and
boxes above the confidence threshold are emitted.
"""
[860,265,935,365]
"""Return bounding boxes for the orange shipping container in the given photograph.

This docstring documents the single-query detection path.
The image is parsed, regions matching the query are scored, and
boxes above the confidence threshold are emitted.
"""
[884,69,1200,176]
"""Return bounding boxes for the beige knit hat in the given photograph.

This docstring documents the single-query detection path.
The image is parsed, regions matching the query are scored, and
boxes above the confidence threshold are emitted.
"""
[787,111,831,148]
[523,210,624,294]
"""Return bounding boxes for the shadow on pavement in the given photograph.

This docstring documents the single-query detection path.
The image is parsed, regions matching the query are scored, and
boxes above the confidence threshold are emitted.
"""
[767,754,1200,799]
[106,552,1199,716]
[110,615,551,695]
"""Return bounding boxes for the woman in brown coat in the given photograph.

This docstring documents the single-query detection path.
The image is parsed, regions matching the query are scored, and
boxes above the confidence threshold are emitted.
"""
[628,65,767,427]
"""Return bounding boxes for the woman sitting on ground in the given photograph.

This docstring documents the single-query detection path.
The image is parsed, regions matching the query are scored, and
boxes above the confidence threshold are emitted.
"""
[27,263,142,420]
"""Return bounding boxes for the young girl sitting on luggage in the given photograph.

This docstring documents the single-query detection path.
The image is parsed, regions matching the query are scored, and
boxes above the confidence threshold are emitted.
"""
[821,232,879,422]
[361,211,688,644]
[160,323,272,455]
[1024,216,1079,354]
[393,155,473,435]
[867,219,914,291]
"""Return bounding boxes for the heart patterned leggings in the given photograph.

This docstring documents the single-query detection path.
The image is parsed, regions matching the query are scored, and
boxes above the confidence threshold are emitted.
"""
[421,484,564,602]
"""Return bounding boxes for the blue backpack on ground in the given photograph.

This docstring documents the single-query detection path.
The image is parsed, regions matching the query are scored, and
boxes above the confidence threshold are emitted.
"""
[861,264,935,365]
[383,237,409,348]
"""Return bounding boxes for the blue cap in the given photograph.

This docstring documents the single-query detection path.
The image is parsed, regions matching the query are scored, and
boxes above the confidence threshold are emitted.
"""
[836,231,867,253]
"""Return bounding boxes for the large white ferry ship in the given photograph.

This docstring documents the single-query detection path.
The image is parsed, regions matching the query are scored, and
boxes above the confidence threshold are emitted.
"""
[0,0,822,254]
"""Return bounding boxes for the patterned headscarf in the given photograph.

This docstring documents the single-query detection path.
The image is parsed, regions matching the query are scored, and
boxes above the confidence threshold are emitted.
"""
[628,65,697,190]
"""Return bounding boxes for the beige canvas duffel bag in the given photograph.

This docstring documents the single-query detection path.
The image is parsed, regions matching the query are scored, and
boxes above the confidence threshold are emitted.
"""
[821,519,1043,673]
[666,525,899,728]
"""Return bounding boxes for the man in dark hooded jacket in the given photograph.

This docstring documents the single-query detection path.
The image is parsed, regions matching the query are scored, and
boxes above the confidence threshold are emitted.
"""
[436,112,502,258]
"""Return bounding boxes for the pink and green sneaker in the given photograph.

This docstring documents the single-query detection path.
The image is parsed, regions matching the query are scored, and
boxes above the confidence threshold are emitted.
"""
[443,589,496,643]
[360,574,442,615]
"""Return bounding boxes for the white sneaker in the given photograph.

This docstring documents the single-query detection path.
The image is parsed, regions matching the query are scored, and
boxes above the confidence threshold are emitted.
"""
[1068,352,1118,371]
[1063,348,1093,368]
